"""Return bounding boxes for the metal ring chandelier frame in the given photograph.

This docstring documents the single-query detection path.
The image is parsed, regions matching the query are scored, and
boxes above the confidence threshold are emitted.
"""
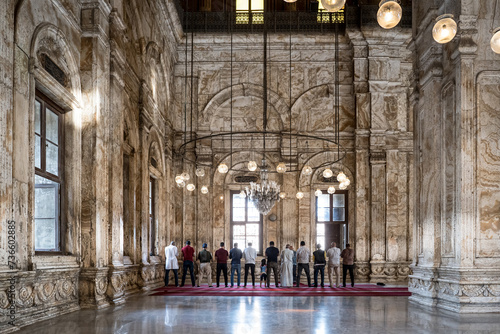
[176,131,347,173]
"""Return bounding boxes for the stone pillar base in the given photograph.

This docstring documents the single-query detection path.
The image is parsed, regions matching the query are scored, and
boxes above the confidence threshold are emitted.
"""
[107,266,126,305]
[409,266,500,313]
[122,265,141,295]
[79,267,110,309]
[138,263,165,290]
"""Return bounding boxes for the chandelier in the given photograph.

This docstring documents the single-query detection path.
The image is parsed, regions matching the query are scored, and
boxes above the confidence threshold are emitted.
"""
[245,159,281,215]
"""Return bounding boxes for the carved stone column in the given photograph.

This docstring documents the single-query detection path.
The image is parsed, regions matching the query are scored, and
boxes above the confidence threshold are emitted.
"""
[369,151,387,282]
[348,28,371,282]
[79,0,112,309]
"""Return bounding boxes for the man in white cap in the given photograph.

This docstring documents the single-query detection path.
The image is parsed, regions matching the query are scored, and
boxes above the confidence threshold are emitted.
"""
[165,241,179,287]
[197,243,213,287]
[326,241,341,288]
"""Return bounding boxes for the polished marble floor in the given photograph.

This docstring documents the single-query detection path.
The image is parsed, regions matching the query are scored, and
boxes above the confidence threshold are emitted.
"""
[16,293,500,334]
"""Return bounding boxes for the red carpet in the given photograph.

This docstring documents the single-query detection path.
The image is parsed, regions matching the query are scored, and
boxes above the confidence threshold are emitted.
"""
[150,284,411,297]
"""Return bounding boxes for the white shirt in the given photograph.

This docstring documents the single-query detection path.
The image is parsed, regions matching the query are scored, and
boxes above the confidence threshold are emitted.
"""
[326,247,341,266]
[243,246,257,264]
[165,245,179,269]
[281,248,294,264]
[296,246,310,264]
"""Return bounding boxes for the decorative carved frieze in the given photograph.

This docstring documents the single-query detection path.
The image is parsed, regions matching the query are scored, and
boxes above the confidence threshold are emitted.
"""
[411,278,500,298]
[369,262,411,282]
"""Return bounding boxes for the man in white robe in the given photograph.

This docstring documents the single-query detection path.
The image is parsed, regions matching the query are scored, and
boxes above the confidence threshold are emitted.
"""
[165,241,179,287]
[280,244,294,287]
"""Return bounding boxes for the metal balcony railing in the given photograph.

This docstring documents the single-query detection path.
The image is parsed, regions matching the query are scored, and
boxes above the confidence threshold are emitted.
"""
[176,4,411,33]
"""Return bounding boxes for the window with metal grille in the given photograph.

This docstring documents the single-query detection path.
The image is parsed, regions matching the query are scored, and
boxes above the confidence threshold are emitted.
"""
[236,0,264,24]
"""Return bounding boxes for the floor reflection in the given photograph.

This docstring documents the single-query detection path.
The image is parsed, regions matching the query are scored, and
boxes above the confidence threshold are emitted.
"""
[15,294,500,334]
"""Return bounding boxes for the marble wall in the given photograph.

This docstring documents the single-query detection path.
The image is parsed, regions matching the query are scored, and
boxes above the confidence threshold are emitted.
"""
[3,0,497,331]
[172,26,414,284]
[409,0,500,313]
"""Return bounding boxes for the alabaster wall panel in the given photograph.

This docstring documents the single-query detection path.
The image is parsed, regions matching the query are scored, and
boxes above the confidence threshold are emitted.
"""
[209,96,283,132]
[441,82,456,258]
[476,72,500,259]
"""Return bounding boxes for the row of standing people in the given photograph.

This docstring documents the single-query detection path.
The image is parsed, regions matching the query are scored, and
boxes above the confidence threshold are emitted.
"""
[164,240,355,288]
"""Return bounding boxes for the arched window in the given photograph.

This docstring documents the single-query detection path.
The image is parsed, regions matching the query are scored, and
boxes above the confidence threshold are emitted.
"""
[149,177,156,256]
[34,91,64,252]
[148,141,162,257]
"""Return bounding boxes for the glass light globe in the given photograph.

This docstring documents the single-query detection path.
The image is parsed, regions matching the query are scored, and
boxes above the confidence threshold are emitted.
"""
[377,0,402,29]
[283,0,297,2]
[176,180,185,188]
[219,195,224,201]
[339,182,348,190]
[320,0,346,13]
[181,172,190,181]
[315,189,322,197]
[337,171,347,182]
[201,186,209,194]
[328,186,336,194]
[432,14,457,44]
[276,162,287,173]
[218,163,229,174]
[248,161,258,171]
[296,191,304,199]
[195,168,205,177]
[323,168,333,178]
[343,178,351,186]
[239,190,247,198]
[186,184,196,192]
[491,27,500,54]
[279,192,286,199]
[302,165,313,176]
[175,175,184,184]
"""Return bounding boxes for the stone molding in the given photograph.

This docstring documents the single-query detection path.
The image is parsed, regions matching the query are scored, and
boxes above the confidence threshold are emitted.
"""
[409,267,500,312]
[0,269,79,332]
[355,261,412,282]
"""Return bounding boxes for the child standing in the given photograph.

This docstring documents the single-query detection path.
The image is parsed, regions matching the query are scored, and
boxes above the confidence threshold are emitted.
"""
[260,259,267,288]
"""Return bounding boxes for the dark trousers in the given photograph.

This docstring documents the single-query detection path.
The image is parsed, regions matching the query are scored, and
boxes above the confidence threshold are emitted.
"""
[181,261,195,286]
[293,264,297,284]
[165,269,178,287]
[244,264,256,286]
[216,263,228,287]
[266,261,279,287]
[314,265,325,287]
[296,263,311,287]
[342,264,355,287]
